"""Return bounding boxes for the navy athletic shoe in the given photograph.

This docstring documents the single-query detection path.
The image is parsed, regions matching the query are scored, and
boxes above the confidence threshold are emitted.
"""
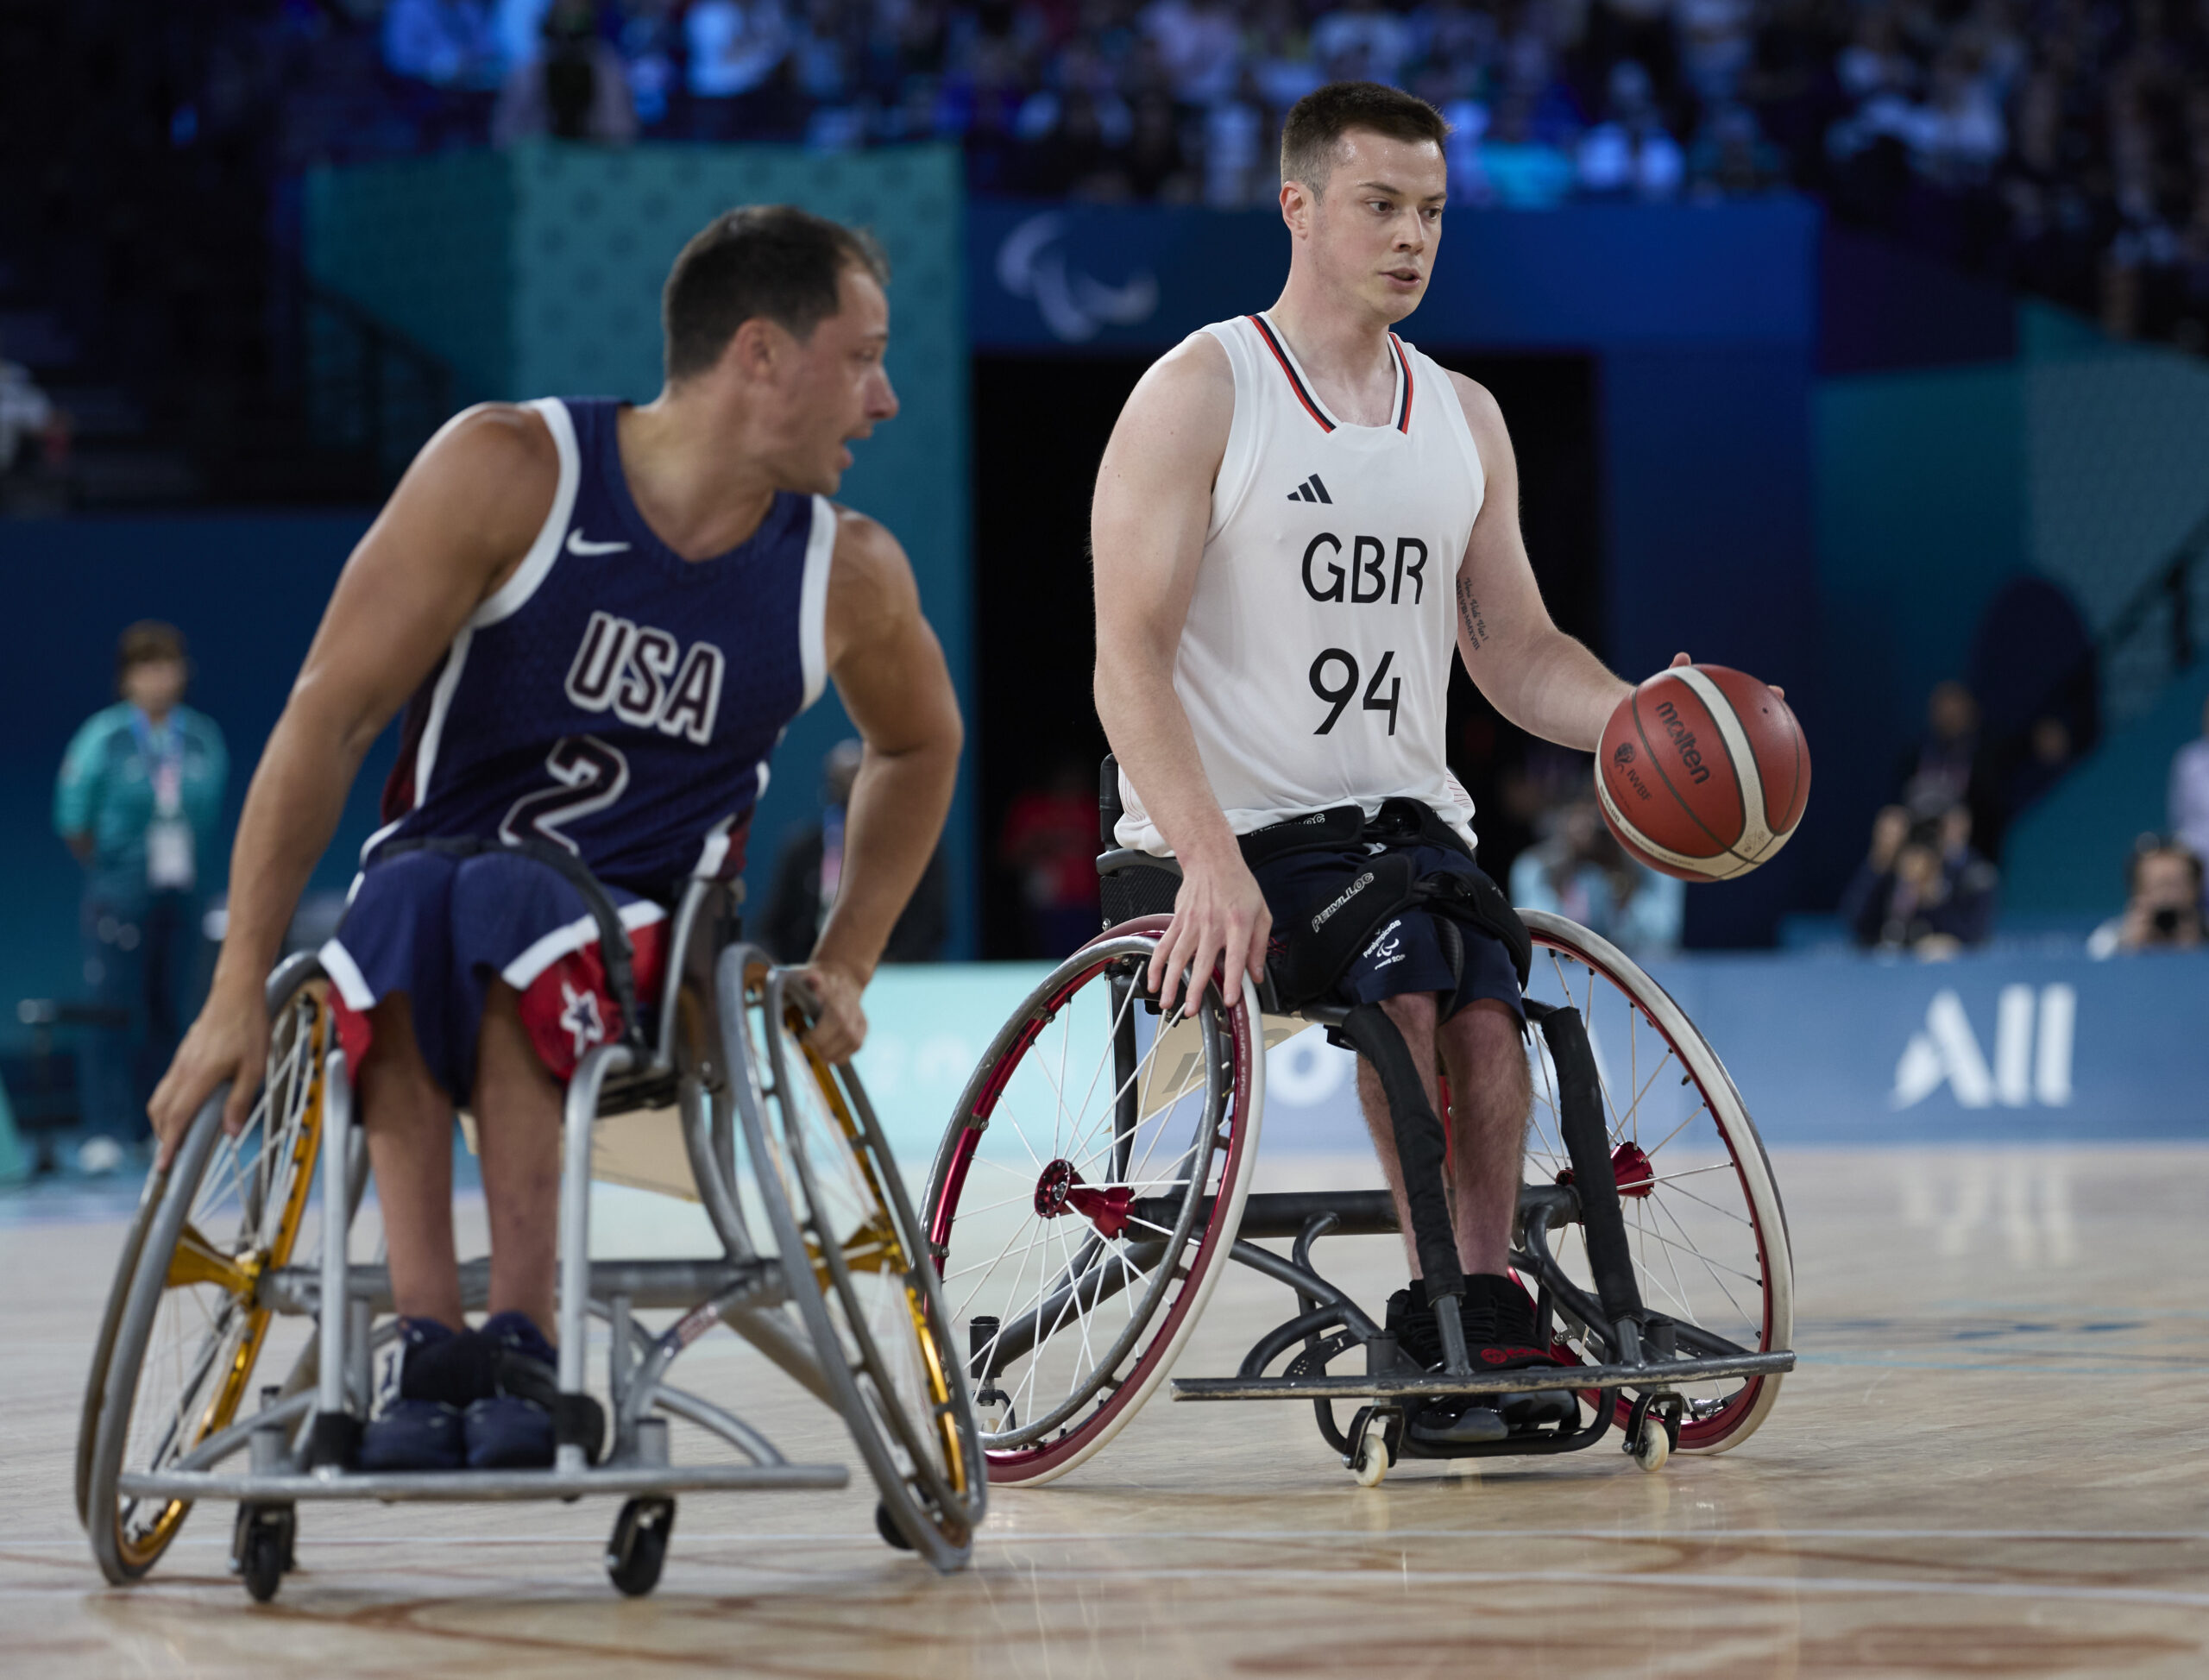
[358,1318,490,1471]
[463,1311,560,1469]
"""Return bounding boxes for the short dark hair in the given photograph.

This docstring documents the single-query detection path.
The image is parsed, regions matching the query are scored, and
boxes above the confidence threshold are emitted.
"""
[662,205,890,381]
[1280,82,1450,195]
[115,620,187,697]
[2127,834,2205,897]
[116,620,186,675]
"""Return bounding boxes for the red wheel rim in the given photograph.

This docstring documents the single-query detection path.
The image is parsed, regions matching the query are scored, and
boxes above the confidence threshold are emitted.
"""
[1526,929,1779,1451]
[927,918,1259,1483]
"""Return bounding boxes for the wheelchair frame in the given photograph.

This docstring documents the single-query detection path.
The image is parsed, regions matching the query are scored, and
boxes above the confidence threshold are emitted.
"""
[79,867,983,1599]
[1159,985,1795,1480]
[927,859,1797,1488]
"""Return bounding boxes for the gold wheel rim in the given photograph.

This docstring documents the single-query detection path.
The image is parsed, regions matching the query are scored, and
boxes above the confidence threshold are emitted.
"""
[784,1005,971,1506]
[114,997,327,1567]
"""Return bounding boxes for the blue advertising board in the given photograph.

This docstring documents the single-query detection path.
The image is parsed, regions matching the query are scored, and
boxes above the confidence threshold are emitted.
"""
[848,947,2209,1161]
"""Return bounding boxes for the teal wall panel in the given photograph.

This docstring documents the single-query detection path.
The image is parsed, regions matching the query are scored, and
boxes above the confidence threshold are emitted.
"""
[305,152,516,401]
[1815,362,2027,746]
[303,144,974,953]
[2003,663,2209,914]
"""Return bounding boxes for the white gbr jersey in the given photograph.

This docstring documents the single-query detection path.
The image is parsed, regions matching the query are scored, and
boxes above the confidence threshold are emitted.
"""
[1117,311,1486,856]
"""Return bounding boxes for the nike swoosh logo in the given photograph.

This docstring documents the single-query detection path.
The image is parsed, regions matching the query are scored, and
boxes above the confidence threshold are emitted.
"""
[565,530,631,556]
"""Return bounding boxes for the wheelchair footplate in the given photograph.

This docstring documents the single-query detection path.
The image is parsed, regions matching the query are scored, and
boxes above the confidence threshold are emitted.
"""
[116,1253,850,1513]
[1165,1184,1797,1481]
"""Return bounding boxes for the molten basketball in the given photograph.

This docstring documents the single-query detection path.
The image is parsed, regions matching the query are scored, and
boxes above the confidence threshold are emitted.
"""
[1595,664,1810,882]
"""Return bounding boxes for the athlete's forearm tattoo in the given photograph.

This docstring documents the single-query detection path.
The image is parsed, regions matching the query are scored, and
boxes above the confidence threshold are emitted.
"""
[1457,579,1488,651]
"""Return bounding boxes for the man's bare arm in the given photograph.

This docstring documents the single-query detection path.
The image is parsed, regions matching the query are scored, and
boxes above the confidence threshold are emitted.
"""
[801,511,964,1061]
[1445,373,1628,751]
[147,407,557,1156]
[1092,332,1266,1013]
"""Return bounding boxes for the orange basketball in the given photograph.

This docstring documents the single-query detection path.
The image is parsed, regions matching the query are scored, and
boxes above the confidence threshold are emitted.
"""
[1595,664,1809,882]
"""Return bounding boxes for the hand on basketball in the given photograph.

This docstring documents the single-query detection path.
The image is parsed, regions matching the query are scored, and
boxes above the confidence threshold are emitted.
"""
[146,984,271,1170]
[1150,852,1272,1018]
[795,958,869,1064]
[1670,651,1783,701]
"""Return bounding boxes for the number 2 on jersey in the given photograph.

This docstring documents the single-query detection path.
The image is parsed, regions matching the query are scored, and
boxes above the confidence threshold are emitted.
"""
[499,734,632,853]
[1309,648,1400,736]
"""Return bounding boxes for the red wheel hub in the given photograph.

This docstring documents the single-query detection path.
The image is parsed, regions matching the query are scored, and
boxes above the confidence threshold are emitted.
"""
[1553,1141,1657,1201]
[1611,1142,1654,1199]
[1033,1159,1133,1239]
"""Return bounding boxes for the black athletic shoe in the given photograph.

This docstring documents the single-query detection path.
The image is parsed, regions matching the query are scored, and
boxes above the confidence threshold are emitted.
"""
[1390,1276,1577,1436]
[1459,1273,1578,1431]
[1386,1286,1507,1446]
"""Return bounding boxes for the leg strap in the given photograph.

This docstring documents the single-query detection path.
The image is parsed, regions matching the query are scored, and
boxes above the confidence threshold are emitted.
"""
[1264,854,1532,1013]
[1334,1004,1462,1306]
[1528,1000,1645,1324]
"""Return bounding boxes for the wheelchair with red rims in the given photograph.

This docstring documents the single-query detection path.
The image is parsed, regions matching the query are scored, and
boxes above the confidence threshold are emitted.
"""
[922,759,1792,1488]
[77,854,984,1601]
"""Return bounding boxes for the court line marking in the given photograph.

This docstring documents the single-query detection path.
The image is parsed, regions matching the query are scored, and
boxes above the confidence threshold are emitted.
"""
[13,1527,2209,1550]
[5,1564,2206,1614]
[950,1567,2209,1612]
[1792,1355,2209,1375]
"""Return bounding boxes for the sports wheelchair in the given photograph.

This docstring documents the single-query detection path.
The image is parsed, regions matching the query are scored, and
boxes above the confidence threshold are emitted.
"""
[922,762,1794,1488]
[76,853,984,1601]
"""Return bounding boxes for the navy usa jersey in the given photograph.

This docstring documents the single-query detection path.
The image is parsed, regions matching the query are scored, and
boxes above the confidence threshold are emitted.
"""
[369,396,834,897]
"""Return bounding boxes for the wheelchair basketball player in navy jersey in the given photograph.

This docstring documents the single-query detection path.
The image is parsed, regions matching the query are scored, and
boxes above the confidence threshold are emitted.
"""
[1094,84,1774,1446]
[148,207,962,1471]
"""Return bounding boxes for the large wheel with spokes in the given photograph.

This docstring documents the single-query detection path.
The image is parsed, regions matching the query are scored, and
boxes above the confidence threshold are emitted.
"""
[721,951,985,1570]
[80,959,328,1583]
[922,919,1263,1487]
[1519,911,1792,1453]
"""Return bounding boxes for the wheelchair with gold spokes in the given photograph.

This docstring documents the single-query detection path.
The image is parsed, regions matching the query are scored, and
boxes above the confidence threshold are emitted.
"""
[922,774,1793,1488]
[77,861,983,1601]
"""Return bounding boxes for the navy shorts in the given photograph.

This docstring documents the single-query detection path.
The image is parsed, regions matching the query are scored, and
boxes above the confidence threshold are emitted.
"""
[320,849,668,1100]
[1252,841,1524,1026]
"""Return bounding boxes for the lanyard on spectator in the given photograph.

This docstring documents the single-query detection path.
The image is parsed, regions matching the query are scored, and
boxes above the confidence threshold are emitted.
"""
[131,710,184,817]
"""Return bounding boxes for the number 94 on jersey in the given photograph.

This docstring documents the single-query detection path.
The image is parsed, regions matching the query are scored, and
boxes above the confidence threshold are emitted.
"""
[1310,648,1400,736]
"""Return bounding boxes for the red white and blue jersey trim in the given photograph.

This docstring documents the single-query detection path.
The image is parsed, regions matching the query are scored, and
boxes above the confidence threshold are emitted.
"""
[321,396,834,1091]
[363,396,834,897]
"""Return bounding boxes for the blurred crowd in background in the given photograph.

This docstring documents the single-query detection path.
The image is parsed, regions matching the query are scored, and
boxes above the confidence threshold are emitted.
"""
[12,0,2198,350]
[1838,676,2207,960]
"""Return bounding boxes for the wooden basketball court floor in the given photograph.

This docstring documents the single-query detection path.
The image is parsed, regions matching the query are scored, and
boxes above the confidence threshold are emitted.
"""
[4,1144,2206,1678]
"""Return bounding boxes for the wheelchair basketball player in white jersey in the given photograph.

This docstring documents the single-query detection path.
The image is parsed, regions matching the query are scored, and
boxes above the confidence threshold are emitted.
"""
[1094,83,1770,1445]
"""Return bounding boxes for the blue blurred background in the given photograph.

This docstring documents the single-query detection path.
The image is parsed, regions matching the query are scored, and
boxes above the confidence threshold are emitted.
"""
[3,0,2206,1177]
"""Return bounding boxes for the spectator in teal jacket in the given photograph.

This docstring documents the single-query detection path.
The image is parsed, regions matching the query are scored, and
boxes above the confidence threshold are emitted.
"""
[54,622,227,1171]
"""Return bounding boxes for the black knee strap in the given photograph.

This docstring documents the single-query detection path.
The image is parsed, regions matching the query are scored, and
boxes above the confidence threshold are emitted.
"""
[1527,1000,1645,1324]
[490,1343,607,1464]
[1333,1004,1462,1304]
[1264,853,1532,1013]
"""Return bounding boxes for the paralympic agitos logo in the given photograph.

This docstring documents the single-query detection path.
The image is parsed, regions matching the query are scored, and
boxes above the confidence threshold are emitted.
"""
[1652,700,1712,784]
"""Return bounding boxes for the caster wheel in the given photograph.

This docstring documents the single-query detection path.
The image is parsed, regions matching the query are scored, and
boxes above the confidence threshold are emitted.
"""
[1351,1431,1389,1488]
[606,1497,676,1597]
[1632,1421,1671,1475]
[232,1505,294,1604]
[875,1499,916,1551]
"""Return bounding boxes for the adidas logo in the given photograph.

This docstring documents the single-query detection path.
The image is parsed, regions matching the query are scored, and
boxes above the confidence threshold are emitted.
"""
[1287,474,1332,504]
